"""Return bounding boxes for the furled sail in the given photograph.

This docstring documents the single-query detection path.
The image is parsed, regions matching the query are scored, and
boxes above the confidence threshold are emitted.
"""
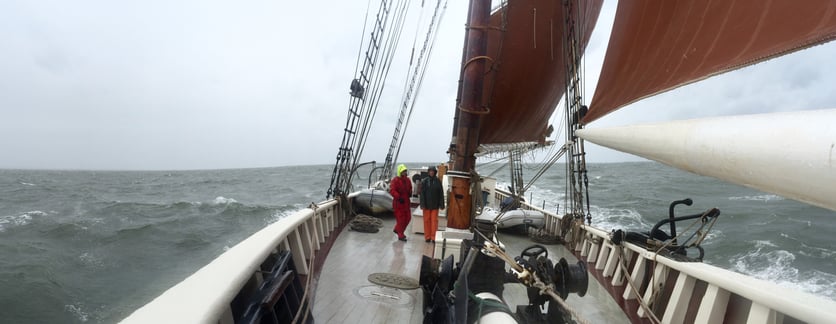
[576,109,836,212]
[477,0,602,144]
[584,0,836,123]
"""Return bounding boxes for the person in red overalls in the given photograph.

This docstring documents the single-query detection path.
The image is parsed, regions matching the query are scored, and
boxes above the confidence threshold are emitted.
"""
[390,164,412,241]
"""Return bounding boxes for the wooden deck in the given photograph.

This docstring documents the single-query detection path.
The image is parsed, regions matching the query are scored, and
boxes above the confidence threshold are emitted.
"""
[311,217,629,324]
[312,217,429,323]
[123,193,836,323]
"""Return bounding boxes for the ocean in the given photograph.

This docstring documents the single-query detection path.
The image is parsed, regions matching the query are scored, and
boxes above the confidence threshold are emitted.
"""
[1,162,834,323]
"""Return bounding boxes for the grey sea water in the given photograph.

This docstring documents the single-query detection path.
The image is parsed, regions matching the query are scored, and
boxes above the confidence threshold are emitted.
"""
[0,162,834,323]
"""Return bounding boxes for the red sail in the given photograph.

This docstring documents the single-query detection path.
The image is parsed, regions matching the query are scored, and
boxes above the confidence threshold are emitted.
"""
[477,0,603,144]
[585,0,836,124]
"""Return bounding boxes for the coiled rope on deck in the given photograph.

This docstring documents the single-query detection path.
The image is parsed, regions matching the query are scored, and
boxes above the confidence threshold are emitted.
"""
[348,214,384,233]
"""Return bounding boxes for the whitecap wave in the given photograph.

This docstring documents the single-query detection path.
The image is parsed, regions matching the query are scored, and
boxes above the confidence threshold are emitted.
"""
[64,304,89,322]
[0,211,47,231]
[211,196,238,205]
[799,242,836,259]
[269,209,297,223]
[589,205,652,231]
[79,252,104,268]
[728,194,784,202]
[752,240,777,248]
[729,244,836,301]
[731,248,797,285]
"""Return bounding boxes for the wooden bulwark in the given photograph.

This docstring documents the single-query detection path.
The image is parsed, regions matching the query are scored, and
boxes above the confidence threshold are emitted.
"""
[120,199,349,323]
[123,190,836,324]
[490,190,836,324]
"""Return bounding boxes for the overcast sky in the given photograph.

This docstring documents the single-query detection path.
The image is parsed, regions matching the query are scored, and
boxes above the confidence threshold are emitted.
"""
[2,1,835,170]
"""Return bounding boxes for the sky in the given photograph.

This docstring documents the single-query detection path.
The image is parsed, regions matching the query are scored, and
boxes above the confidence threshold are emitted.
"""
[2,0,835,170]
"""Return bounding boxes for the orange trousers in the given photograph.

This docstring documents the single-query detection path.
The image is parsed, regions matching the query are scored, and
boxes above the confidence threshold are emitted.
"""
[422,209,439,241]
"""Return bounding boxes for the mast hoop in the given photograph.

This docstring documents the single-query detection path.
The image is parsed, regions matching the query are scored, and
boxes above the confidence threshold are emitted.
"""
[457,104,491,115]
[462,55,496,73]
[464,24,504,32]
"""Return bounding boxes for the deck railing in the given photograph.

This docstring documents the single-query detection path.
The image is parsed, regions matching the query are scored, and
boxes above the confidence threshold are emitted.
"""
[122,188,836,324]
[490,190,836,324]
[120,199,346,324]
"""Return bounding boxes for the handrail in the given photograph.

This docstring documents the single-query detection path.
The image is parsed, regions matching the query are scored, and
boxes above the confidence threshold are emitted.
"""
[491,189,836,324]
[579,223,836,324]
[120,199,342,323]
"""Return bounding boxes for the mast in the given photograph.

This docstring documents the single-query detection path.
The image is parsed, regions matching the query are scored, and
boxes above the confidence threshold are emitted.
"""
[446,0,491,229]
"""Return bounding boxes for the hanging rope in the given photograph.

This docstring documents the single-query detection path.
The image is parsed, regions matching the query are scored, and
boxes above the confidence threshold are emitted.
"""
[328,0,417,198]
[388,0,450,179]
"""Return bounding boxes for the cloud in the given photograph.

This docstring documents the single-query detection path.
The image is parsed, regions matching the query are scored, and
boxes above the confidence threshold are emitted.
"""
[1,1,834,169]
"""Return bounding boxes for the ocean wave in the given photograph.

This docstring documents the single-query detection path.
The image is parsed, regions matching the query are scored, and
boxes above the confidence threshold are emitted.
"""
[731,248,797,284]
[729,244,836,301]
[787,217,812,227]
[799,242,836,259]
[728,194,784,202]
[78,252,105,269]
[269,208,300,223]
[0,211,47,232]
[211,196,238,205]
[64,304,89,322]
[589,206,652,230]
[752,240,777,248]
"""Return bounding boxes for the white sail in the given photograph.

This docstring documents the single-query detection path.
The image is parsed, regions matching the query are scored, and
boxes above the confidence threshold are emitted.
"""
[578,109,836,212]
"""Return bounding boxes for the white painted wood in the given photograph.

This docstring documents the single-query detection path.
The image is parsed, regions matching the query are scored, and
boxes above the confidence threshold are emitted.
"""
[662,272,697,324]
[314,214,325,243]
[596,242,613,270]
[602,245,620,278]
[307,218,321,251]
[288,229,309,275]
[588,240,600,263]
[121,200,339,323]
[299,221,313,259]
[611,248,630,286]
[577,109,836,212]
[637,263,667,318]
[747,302,778,324]
[694,284,730,324]
[124,188,836,324]
[623,255,646,300]
[580,236,591,256]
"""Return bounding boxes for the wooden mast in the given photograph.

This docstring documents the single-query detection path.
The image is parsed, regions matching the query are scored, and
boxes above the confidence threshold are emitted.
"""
[447,0,491,230]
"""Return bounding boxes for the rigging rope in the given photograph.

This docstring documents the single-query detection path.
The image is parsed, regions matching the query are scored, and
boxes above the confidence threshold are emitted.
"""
[605,209,720,324]
[614,245,662,324]
[387,0,449,180]
[327,0,413,198]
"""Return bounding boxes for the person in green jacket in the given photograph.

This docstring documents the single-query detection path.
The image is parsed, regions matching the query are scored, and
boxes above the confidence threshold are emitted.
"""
[419,165,444,242]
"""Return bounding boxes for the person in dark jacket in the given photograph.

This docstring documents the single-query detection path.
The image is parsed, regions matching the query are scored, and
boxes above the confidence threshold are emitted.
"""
[419,165,444,243]
[390,164,412,241]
